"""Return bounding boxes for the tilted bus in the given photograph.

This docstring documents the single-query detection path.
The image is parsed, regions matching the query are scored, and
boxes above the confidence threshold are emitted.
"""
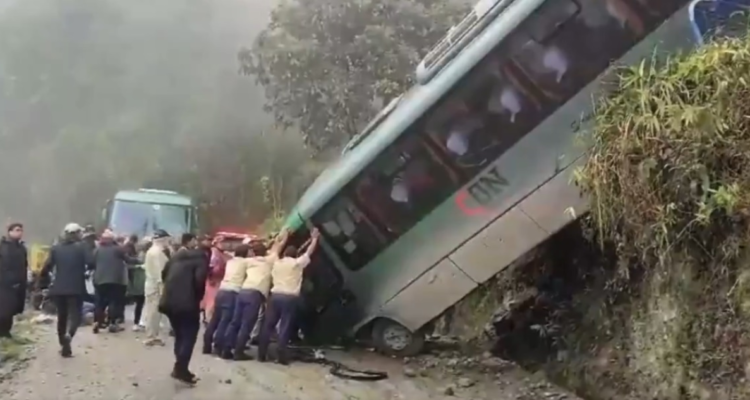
[283,0,716,356]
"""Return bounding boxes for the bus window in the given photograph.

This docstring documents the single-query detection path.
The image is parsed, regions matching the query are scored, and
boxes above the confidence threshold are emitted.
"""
[427,58,549,175]
[313,196,386,271]
[631,0,689,19]
[354,136,459,240]
[511,0,649,102]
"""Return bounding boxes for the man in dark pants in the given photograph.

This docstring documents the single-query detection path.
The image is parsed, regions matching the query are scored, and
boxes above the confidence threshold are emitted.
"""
[222,233,287,360]
[159,233,208,384]
[0,223,28,338]
[202,244,249,356]
[41,223,91,357]
[258,228,320,364]
[91,231,139,333]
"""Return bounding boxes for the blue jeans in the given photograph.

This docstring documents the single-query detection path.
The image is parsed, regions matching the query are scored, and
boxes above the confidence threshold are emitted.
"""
[258,293,299,361]
[202,290,237,351]
[224,289,265,353]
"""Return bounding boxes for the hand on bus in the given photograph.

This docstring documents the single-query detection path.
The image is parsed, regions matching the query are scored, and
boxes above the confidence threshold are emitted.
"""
[311,228,320,239]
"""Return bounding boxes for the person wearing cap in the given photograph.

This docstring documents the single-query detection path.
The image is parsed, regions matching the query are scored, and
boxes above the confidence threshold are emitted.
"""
[143,229,171,346]
[158,233,208,384]
[40,223,92,357]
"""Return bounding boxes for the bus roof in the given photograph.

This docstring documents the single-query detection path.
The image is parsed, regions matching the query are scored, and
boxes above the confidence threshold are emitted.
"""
[285,0,525,227]
[114,189,193,206]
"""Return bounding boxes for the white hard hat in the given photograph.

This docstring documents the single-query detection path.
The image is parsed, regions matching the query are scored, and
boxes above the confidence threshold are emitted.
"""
[63,223,83,233]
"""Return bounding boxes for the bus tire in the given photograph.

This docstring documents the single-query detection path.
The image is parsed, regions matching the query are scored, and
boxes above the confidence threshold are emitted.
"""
[371,319,425,357]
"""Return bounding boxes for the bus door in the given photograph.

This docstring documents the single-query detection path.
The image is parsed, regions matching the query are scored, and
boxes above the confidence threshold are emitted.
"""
[690,0,750,43]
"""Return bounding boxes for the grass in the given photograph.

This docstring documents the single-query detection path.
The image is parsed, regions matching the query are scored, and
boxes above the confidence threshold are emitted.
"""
[561,34,750,399]
[0,328,33,364]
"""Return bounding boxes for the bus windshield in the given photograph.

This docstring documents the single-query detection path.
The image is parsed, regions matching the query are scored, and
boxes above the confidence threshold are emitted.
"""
[109,200,191,237]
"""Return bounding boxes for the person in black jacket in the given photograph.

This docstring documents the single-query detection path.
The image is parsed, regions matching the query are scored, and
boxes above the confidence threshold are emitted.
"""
[41,223,92,357]
[91,231,140,333]
[159,233,208,384]
[0,223,28,338]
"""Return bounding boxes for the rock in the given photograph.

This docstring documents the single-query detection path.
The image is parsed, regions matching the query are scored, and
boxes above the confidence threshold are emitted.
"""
[31,315,55,325]
[442,385,456,396]
[131,382,138,387]
[403,368,417,378]
[421,357,438,369]
[456,377,475,388]
[224,378,232,384]
[479,356,510,370]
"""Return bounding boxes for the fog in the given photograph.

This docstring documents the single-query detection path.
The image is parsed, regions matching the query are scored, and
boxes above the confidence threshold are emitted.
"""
[0,0,280,240]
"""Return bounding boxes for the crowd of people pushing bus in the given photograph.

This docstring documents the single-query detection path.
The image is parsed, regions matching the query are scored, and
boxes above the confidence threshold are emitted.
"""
[0,221,320,385]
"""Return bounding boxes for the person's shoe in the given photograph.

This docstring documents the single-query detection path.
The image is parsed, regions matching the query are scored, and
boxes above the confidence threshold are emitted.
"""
[92,325,100,334]
[220,349,234,360]
[144,337,163,346]
[276,350,290,366]
[201,345,212,355]
[233,351,253,361]
[170,368,198,385]
[132,324,144,332]
[257,352,268,363]
[60,335,72,358]
[108,324,123,333]
[186,369,199,381]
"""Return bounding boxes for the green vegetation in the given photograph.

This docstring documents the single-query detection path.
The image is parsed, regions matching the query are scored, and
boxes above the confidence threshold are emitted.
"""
[559,36,750,399]
[0,323,34,364]
[241,0,469,153]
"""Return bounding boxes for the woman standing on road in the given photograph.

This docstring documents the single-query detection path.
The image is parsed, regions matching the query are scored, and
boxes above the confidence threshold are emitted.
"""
[201,236,227,324]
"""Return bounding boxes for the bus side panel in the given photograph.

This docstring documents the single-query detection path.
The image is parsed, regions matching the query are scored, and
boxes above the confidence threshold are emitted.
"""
[379,258,477,332]
[519,160,587,235]
[448,204,549,284]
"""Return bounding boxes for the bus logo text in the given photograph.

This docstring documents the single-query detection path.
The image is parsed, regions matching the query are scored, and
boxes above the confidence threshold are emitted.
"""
[455,166,509,216]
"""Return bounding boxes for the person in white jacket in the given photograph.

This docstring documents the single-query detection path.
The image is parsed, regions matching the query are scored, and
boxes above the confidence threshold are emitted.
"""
[143,229,171,346]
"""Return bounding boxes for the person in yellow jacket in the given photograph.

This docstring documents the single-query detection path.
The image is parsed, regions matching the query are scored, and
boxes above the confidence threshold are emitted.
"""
[143,229,171,346]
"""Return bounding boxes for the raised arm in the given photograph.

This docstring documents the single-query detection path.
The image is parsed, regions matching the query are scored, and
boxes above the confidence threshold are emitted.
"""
[303,228,321,259]
[268,229,291,258]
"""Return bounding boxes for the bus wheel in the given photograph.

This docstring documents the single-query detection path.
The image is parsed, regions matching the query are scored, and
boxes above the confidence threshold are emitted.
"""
[371,319,425,357]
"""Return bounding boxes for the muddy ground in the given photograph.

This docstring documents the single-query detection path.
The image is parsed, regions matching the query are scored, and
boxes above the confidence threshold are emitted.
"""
[0,313,580,400]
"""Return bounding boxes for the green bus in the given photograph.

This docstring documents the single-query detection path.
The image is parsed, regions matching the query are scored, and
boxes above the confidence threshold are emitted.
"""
[284,0,702,356]
[101,188,198,238]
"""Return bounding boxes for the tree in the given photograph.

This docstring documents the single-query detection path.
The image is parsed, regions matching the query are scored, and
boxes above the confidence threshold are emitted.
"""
[0,0,288,238]
[240,0,469,153]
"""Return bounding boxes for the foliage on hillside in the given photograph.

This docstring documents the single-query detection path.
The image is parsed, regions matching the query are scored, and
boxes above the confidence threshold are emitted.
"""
[240,0,469,152]
[566,36,750,399]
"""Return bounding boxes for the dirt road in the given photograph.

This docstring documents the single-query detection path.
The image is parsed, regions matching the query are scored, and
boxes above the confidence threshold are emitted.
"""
[0,317,579,400]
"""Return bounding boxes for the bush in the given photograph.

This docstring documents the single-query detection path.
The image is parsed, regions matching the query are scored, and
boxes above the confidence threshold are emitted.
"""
[574,36,750,399]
